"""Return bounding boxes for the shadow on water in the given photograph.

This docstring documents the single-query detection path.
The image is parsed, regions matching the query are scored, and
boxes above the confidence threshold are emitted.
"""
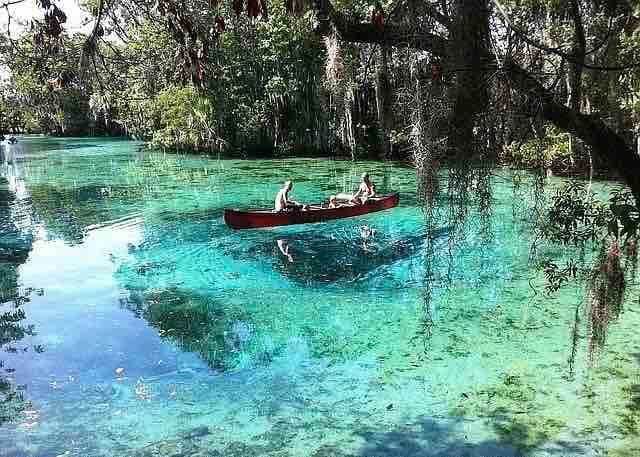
[355,417,520,457]
[353,416,587,457]
[131,413,586,457]
[228,226,450,287]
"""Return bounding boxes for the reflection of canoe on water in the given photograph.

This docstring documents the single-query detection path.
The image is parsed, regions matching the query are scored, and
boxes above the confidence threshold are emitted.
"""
[224,193,400,230]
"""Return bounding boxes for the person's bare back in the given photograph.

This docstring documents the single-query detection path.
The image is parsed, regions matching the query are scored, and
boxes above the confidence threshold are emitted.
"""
[274,180,306,211]
[274,186,289,212]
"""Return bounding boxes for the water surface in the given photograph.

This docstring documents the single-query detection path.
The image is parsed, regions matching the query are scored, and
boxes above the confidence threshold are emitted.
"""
[1,137,639,456]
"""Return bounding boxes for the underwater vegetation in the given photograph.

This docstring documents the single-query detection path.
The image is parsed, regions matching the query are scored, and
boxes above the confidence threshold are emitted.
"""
[450,370,568,453]
[122,287,271,371]
[618,383,640,436]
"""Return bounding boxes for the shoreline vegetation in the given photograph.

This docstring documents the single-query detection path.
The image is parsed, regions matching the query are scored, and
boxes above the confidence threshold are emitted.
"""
[1,0,639,183]
[5,132,625,185]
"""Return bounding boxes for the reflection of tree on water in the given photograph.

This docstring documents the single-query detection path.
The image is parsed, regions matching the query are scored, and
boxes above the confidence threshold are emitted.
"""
[28,184,142,245]
[123,287,263,371]
[2,143,143,246]
[0,175,37,426]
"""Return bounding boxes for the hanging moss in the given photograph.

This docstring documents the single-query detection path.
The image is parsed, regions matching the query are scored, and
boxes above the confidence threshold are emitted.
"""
[587,240,626,360]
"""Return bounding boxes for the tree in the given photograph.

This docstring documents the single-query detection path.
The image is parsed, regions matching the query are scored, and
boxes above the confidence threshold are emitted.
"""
[3,0,640,190]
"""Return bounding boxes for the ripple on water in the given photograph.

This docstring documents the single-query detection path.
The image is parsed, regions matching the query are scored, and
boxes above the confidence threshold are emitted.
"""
[3,138,640,457]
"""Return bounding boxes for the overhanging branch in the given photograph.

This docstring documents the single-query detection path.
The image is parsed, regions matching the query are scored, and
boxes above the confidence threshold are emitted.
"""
[506,60,640,203]
[313,0,447,56]
[312,0,640,202]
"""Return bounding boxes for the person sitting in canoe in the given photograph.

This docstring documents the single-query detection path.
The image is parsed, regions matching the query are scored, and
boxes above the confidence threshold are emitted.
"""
[275,180,307,212]
[328,195,346,208]
[350,172,376,204]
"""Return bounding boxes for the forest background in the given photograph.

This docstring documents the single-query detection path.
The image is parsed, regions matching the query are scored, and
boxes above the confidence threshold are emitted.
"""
[0,0,638,173]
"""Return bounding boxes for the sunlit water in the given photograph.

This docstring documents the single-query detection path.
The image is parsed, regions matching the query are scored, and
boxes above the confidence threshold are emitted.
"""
[1,137,639,457]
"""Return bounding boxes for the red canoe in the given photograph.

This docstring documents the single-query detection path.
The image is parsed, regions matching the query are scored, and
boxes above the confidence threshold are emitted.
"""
[224,193,399,229]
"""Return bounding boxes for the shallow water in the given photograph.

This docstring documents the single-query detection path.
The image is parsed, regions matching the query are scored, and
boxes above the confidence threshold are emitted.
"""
[1,137,639,457]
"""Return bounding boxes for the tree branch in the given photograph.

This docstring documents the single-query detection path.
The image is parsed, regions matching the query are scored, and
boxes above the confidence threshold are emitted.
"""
[312,0,640,202]
[505,60,640,203]
[567,0,585,111]
[493,0,640,72]
[313,0,447,56]
[0,0,25,8]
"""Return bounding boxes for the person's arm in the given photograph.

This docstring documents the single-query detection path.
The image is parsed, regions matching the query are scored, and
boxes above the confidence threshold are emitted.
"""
[353,184,365,199]
[285,191,299,205]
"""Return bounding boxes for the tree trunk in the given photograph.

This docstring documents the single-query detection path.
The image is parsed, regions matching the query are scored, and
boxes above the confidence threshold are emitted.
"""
[507,61,640,204]
[566,0,586,164]
[446,0,490,160]
[567,0,585,112]
[605,28,624,133]
[375,46,393,159]
[313,0,640,203]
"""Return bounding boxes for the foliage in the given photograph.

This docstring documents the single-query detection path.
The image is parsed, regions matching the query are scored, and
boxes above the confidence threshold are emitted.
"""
[147,86,222,151]
[97,1,331,155]
[540,258,581,294]
[540,182,640,248]
[540,182,609,245]
[539,182,637,358]
[620,27,640,126]
[504,126,577,170]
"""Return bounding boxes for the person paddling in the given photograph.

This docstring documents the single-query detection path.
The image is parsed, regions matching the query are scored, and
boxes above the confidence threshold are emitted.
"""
[274,180,307,212]
[350,172,376,204]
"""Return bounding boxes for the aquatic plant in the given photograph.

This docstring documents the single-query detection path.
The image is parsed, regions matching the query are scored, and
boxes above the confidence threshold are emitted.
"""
[453,370,568,453]
[618,383,640,437]
[124,287,262,371]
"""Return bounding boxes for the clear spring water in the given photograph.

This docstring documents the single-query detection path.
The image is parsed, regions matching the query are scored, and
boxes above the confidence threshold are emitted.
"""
[0,137,639,457]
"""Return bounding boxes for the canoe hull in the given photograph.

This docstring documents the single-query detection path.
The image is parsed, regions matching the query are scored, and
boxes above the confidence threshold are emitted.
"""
[224,193,399,229]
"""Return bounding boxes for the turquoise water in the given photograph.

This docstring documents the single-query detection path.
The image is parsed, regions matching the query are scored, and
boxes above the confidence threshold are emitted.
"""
[1,137,639,456]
